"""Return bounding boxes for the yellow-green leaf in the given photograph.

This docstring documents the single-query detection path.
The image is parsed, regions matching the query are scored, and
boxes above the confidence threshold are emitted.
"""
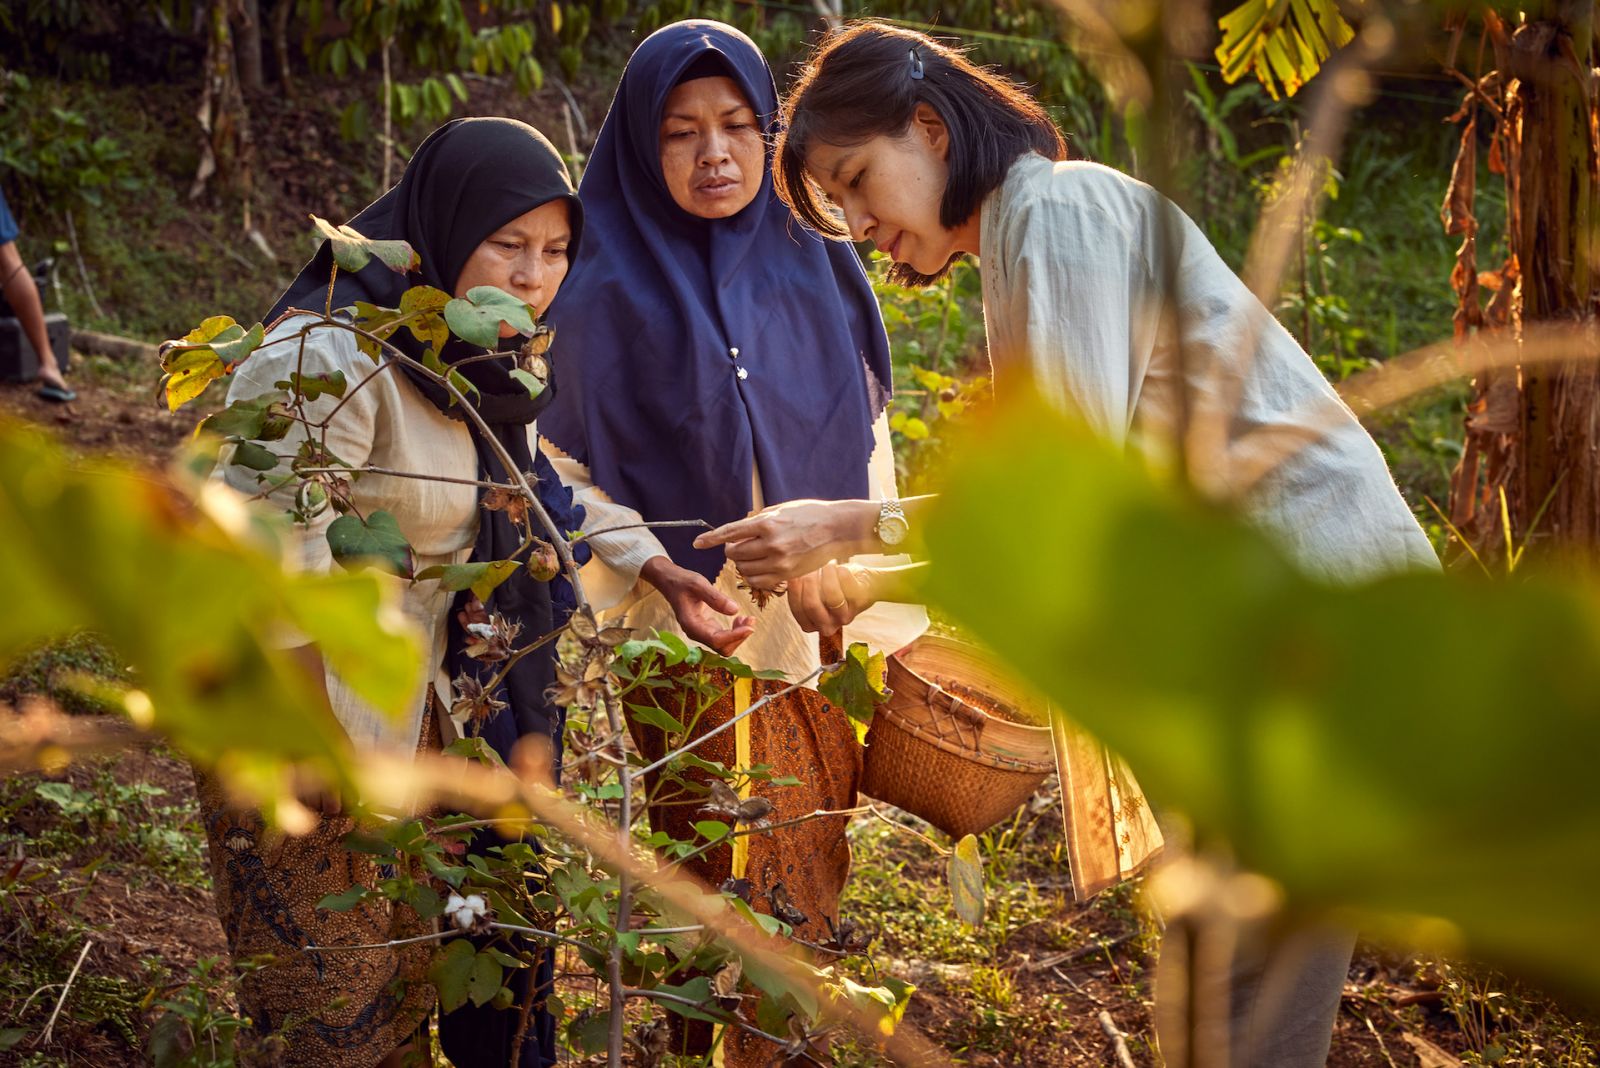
[948,834,985,926]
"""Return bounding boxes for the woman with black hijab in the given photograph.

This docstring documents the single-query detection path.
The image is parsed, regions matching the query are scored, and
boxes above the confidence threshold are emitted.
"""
[196,117,584,1068]
[540,22,926,1065]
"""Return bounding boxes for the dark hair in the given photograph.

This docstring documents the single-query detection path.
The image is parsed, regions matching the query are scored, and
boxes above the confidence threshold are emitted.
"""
[775,20,1066,285]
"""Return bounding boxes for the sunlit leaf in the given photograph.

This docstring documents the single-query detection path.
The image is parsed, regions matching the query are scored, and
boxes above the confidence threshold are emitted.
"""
[947,834,985,927]
[1214,0,1352,100]
[311,215,419,274]
[817,642,892,744]
[400,284,452,351]
[444,285,536,348]
[415,560,519,603]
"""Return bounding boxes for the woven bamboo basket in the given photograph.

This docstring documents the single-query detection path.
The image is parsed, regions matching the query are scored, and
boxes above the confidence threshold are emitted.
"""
[860,634,1055,839]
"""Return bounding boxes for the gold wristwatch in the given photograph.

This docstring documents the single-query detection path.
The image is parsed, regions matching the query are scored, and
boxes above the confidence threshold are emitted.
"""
[874,498,909,547]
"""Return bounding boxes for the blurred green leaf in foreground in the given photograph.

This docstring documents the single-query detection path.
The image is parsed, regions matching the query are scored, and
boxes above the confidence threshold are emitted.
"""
[0,418,421,816]
[920,389,1600,997]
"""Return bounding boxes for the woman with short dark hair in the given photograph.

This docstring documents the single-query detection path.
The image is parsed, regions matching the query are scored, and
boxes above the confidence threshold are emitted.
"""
[705,20,1439,1068]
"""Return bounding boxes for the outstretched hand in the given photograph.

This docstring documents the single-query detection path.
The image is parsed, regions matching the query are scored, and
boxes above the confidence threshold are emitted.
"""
[693,499,876,588]
[640,555,756,655]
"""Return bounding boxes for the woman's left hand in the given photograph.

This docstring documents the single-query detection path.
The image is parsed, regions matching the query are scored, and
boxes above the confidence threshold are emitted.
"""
[786,562,874,636]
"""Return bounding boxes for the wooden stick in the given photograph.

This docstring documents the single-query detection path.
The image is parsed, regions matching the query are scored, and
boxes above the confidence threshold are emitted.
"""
[39,939,91,1046]
[1097,1010,1137,1068]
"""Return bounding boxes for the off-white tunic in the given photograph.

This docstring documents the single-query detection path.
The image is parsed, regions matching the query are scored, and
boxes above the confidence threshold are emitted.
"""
[980,154,1437,581]
[219,318,513,755]
[547,412,929,682]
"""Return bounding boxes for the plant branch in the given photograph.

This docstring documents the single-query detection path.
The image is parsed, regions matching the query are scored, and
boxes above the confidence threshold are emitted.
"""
[295,466,519,492]
[633,666,825,780]
[38,938,91,1047]
[329,320,589,613]
[622,988,826,1065]
[574,519,711,542]
[602,684,631,1068]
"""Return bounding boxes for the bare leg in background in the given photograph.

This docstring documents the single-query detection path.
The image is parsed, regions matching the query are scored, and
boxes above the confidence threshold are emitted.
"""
[0,240,68,392]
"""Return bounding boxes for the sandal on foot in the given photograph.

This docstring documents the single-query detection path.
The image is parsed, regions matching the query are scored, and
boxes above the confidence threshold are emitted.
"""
[37,383,76,403]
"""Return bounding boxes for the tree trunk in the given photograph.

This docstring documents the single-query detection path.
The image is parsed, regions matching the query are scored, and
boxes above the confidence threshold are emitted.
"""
[236,0,265,92]
[1447,3,1600,564]
[272,0,294,93]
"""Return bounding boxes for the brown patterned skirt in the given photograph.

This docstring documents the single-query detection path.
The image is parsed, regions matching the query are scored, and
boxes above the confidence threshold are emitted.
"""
[192,707,440,1066]
[631,663,862,1067]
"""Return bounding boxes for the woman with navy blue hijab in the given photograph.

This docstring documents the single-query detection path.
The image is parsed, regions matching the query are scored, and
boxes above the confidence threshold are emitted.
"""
[541,20,926,1063]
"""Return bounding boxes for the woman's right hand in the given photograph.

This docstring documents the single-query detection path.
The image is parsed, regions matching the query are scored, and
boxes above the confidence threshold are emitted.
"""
[692,498,878,587]
[640,555,757,655]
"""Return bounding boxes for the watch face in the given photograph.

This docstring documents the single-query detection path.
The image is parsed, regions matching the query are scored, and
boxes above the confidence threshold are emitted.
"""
[878,514,909,546]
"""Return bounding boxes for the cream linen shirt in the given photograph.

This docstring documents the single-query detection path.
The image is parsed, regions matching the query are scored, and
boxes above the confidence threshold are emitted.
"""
[218,318,532,755]
[979,154,1437,581]
[545,411,929,682]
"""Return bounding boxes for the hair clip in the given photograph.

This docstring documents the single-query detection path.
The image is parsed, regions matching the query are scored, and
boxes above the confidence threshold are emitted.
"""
[908,47,925,80]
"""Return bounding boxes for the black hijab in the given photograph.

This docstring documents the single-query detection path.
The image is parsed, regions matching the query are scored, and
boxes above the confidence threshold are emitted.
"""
[268,116,588,762]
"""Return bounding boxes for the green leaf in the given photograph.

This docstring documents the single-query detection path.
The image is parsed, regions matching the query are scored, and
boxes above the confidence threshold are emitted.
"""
[212,321,265,365]
[311,215,419,274]
[921,390,1600,995]
[317,885,370,912]
[429,938,476,1013]
[229,440,280,472]
[326,510,414,577]
[947,834,985,926]
[817,642,892,742]
[444,285,535,348]
[1212,0,1350,100]
[656,630,691,666]
[569,1009,611,1054]
[282,569,422,720]
[275,369,347,402]
[626,701,686,735]
[466,950,504,1006]
[0,1029,27,1051]
[653,977,724,1022]
[693,819,731,841]
[414,560,519,602]
[443,736,507,766]
[35,781,78,809]
[509,368,546,399]
[200,392,290,440]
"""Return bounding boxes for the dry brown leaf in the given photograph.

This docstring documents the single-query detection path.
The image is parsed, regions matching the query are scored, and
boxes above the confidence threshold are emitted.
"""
[712,957,743,1000]
[1400,1031,1463,1068]
[482,486,530,527]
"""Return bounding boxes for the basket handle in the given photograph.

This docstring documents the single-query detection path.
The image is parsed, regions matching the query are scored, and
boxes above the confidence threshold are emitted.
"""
[926,679,988,734]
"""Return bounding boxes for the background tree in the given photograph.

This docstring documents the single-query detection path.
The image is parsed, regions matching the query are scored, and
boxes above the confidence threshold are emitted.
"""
[1442,3,1600,564]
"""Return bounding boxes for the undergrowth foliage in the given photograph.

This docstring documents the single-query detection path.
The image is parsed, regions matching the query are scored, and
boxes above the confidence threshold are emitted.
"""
[151,220,944,1061]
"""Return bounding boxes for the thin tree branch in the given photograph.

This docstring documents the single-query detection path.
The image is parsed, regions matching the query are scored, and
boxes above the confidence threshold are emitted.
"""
[633,666,826,780]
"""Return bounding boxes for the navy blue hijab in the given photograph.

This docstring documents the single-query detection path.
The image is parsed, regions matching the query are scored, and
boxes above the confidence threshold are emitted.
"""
[541,21,893,581]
